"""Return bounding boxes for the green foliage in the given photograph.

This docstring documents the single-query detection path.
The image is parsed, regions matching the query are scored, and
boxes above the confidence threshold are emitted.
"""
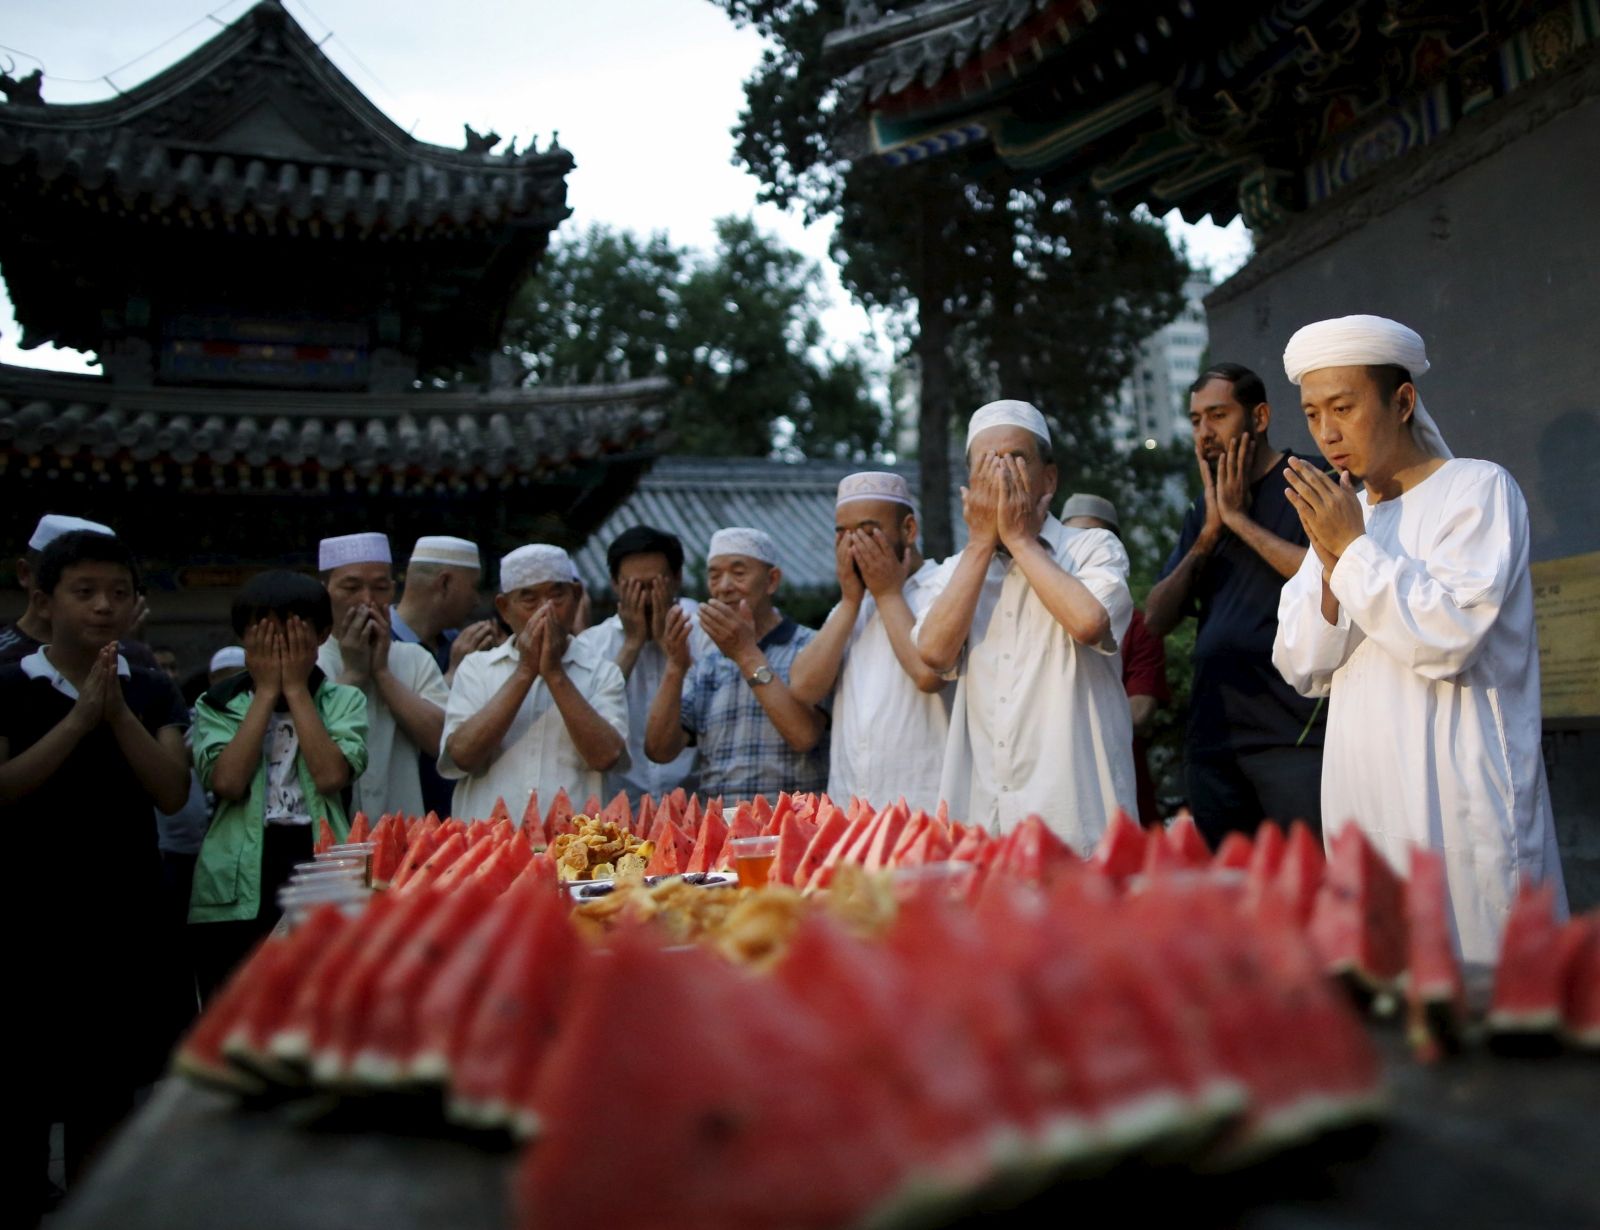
[506,216,886,460]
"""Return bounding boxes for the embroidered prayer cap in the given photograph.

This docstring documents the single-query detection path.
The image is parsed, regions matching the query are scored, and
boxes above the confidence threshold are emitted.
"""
[965,399,1052,452]
[1060,493,1120,532]
[708,527,778,566]
[209,646,246,673]
[837,471,915,511]
[1282,314,1451,459]
[410,535,481,570]
[500,544,579,593]
[318,532,392,571]
[29,513,115,551]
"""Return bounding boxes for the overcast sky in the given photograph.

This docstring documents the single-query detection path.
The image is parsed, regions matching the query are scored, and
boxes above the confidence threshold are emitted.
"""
[0,0,1252,373]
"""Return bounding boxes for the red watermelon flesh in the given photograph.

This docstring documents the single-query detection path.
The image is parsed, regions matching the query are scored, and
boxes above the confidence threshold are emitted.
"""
[684,808,729,874]
[223,903,350,1081]
[996,815,1077,885]
[601,790,632,830]
[753,792,775,830]
[439,817,468,841]
[517,929,922,1230]
[398,830,468,894]
[520,790,544,842]
[175,934,289,1093]
[807,809,876,890]
[269,891,401,1068]
[1213,832,1253,871]
[579,793,600,819]
[370,822,407,889]
[313,887,449,1083]
[684,794,703,831]
[1404,847,1466,1061]
[351,876,499,1085]
[792,804,852,891]
[863,800,913,872]
[390,824,445,891]
[714,803,763,871]
[761,793,789,837]
[1091,810,1146,886]
[841,805,891,867]
[897,821,953,870]
[314,817,335,855]
[1140,826,1184,877]
[449,887,584,1133]
[489,796,511,824]
[545,788,576,838]
[1264,820,1325,925]
[949,826,989,864]
[1165,817,1211,868]
[465,818,495,846]
[429,833,499,893]
[644,819,694,878]
[347,812,371,844]
[889,812,932,865]
[1489,880,1567,1035]
[473,839,533,897]
[1247,822,1287,881]
[1307,823,1407,992]
[1561,915,1600,1048]
[409,878,544,1083]
[766,810,817,887]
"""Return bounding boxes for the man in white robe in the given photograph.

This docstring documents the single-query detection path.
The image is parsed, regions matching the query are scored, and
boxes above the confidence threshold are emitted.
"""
[1271,314,1567,963]
[914,401,1136,849]
[790,472,952,813]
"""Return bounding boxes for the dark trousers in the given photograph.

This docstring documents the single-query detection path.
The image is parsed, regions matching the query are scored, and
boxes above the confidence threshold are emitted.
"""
[190,823,312,1003]
[1186,745,1324,849]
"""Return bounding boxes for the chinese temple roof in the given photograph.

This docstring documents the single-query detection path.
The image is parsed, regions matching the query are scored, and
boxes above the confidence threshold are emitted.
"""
[825,0,1598,231]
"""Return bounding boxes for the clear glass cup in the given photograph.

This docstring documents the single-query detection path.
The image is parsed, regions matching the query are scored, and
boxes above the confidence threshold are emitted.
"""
[730,835,779,889]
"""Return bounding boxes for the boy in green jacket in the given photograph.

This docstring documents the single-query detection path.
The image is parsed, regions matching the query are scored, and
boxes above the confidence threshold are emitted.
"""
[190,571,367,999]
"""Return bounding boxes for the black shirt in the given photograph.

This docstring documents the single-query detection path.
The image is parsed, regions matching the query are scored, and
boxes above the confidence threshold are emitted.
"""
[1160,450,1326,755]
[0,621,159,670]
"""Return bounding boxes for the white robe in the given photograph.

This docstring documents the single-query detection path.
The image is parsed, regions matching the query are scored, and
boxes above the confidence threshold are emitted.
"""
[1272,459,1567,963]
[915,517,1136,851]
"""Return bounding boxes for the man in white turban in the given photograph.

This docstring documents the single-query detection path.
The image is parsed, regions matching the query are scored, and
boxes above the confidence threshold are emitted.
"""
[789,472,952,813]
[1272,314,1567,962]
[439,544,627,823]
[914,401,1137,849]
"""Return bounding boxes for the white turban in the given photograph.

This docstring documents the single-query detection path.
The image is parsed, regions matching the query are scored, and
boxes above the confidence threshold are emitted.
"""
[837,471,915,511]
[1282,314,1451,459]
[318,532,392,571]
[209,646,246,673]
[1060,493,1119,531]
[709,527,778,566]
[500,544,579,593]
[30,513,115,551]
[410,535,481,569]
[966,399,1051,451]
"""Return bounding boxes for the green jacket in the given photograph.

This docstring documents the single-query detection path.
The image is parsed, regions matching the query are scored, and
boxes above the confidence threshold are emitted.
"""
[189,669,369,924]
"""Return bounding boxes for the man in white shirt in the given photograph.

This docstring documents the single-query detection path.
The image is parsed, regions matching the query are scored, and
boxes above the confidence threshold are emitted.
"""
[316,532,448,821]
[439,544,627,823]
[575,526,713,805]
[790,472,951,813]
[915,401,1136,849]
[1271,314,1567,962]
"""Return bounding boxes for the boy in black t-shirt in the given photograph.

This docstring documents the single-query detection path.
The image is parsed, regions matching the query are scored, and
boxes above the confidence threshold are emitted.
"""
[0,531,190,1214]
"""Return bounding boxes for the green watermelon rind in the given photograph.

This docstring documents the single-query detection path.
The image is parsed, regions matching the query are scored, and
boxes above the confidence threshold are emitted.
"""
[1201,1088,1388,1172]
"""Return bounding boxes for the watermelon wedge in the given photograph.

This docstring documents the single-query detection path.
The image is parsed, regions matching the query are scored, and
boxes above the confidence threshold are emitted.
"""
[520,789,543,842]
[545,788,575,838]
[792,803,851,891]
[1307,823,1407,998]
[684,807,729,874]
[222,903,351,1085]
[1091,811,1146,887]
[1212,832,1253,871]
[1560,915,1600,1049]
[347,812,371,844]
[1164,817,1211,868]
[1247,822,1286,881]
[269,891,401,1069]
[643,819,694,878]
[1488,880,1567,1045]
[714,802,763,871]
[489,796,511,824]
[314,817,335,855]
[862,800,912,872]
[473,839,533,897]
[1404,847,1466,1062]
[176,933,293,1093]
[397,830,468,894]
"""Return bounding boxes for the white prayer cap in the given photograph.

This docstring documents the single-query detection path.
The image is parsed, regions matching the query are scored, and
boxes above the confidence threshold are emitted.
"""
[1282,314,1451,459]
[708,527,778,565]
[837,471,915,511]
[209,645,246,673]
[318,532,392,571]
[1061,493,1120,532]
[500,544,579,593]
[29,513,115,551]
[410,535,481,569]
[965,399,1052,451]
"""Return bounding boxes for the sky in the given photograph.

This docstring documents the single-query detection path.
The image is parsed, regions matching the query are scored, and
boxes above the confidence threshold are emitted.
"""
[0,0,1253,374]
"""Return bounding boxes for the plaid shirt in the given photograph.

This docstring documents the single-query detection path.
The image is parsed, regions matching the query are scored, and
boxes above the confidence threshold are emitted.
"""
[680,616,830,800]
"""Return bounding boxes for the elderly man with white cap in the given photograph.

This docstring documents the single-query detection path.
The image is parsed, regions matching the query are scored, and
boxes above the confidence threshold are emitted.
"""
[316,532,449,820]
[439,544,626,822]
[645,527,829,799]
[1271,314,1567,963]
[789,472,951,812]
[915,401,1137,849]
[390,535,499,683]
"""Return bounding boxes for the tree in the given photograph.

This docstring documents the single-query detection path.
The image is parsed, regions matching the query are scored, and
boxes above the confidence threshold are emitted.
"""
[710,1,1190,556]
[506,216,885,459]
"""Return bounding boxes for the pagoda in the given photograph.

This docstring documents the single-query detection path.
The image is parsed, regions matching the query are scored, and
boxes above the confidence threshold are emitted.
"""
[0,0,669,637]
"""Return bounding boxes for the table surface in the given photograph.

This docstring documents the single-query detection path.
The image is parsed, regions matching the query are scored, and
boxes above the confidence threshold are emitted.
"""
[53,1033,1600,1230]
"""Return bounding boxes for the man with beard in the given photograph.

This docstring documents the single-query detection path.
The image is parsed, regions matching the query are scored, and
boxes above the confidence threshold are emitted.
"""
[915,401,1135,849]
[576,525,713,805]
[790,472,951,813]
[1145,363,1325,846]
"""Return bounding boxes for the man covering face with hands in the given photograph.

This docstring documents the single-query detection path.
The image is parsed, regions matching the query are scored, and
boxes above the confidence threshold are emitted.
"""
[440,544,627,823]
[914,400,1136,849]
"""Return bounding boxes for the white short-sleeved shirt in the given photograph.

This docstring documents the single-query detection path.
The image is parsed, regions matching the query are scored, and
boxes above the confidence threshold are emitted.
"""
[915,516,1136,850]
[827,561,951,813]
[438,633,629,823]
[575,599,714,805]
[317,638,448,821]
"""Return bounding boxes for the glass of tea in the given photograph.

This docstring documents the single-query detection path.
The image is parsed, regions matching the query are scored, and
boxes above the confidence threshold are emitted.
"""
[730,835,779,889]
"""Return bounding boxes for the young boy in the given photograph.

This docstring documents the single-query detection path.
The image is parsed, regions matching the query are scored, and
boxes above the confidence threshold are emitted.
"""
[189,571,367,999]
[0,531,190,1209]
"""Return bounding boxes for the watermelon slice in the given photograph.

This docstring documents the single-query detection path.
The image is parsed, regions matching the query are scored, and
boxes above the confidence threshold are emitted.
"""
[520,789,543,841]
[1091,810,1146,887]
[634,793,656,840]
[1247,822,1286,881]
[888,811,932,866]
[397,830,468,894]
[489,796,511,824]
[752,792,775,831]
[314,817,335,855]
[767,810,815,887]
[684,806,729,874]
[949,825,990,864]
[175,936,289,1093]
[1561,915,1600,1049]
[429,832,499,892]
[545,788,576,838]
[370,820,407,890]
[1164,817,1211,868]
[643,819,694,878]
[1404,847,1466,1062]
[473,839,533,897]
[390,822,445,891]
[1212,832,1253,871]
[1251,820,1323,925]
[269,891,401,1069]
[347,812,372,844]
[713,802,763,871]
[792,803,851,891]
[995,815,1077,885]
[898,821,953,870]
[601,790,632,830]
[862,800,912,872]
[1488,880,1568,1045]
[1307,823,1407,998]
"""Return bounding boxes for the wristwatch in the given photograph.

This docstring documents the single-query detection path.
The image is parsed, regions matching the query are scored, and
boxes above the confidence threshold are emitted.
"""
[746,664,775,687]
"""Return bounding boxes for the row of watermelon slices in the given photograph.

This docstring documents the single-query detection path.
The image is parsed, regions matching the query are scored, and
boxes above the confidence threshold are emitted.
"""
[178,850,1388,1230]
